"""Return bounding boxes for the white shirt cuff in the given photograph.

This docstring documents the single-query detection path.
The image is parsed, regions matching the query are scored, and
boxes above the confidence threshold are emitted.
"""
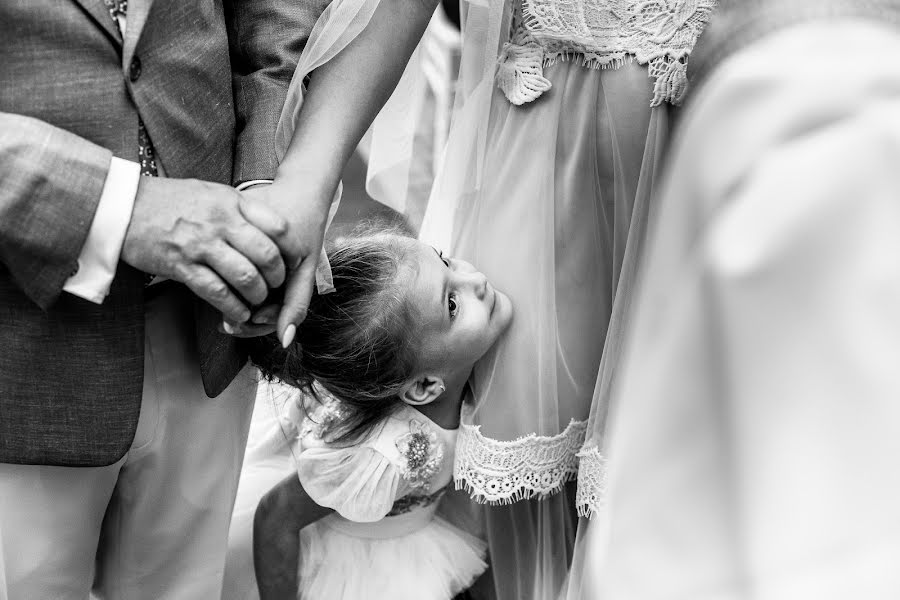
[64,157,141,304]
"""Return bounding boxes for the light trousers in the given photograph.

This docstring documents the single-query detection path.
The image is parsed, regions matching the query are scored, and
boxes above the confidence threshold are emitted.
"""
[0,288,257,599]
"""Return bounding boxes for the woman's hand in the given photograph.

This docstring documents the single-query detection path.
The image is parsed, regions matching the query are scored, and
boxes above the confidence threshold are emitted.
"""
[224,182,334,344]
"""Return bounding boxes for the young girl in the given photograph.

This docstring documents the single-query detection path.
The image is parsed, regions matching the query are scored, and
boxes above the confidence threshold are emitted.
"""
[228,227,513,600]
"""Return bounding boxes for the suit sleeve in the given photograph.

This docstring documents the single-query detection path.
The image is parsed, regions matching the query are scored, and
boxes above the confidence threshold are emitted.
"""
[225,0,332,185]
[0,111,112,309]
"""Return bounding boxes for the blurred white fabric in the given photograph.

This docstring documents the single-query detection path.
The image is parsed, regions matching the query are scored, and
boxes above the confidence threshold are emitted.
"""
[358,5,461,232]
[589,19,900,600]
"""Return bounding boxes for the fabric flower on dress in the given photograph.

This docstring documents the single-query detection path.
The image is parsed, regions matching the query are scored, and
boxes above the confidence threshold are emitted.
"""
[295,391,347,441]
[395,420,444,490]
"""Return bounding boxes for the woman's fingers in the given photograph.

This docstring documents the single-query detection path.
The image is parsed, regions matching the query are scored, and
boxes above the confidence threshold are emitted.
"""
[277,257,318,348]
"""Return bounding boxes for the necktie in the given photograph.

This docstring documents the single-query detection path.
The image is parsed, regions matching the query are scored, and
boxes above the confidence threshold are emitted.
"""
[104,0,158,286]
[103,0,159,178]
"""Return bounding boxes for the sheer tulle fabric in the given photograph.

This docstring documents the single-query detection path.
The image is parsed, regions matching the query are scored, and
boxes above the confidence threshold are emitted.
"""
[275,0,460,225]
[361,7,461,226]
[296,446,402,522]
[298,515,487,600]
[274,0,382,159]
[420,21,671,596]
[272,0,383,292]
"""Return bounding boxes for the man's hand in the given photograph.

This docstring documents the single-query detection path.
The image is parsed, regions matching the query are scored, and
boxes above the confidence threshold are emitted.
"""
[121,176,288,323]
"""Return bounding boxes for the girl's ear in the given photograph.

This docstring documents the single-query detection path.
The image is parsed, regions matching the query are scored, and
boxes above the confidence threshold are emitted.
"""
[401,376,446,407]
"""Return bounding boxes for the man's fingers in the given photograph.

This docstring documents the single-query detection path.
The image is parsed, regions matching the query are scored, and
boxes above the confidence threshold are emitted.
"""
[227,221,287,290]
[181,265,251,324]
[220,320,277,338]
[277,259,317,348]
[250,304,280,326]
[202,242,269,306]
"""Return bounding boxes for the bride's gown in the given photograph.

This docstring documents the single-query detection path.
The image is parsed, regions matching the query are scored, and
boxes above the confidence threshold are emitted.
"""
[418,0,715,597]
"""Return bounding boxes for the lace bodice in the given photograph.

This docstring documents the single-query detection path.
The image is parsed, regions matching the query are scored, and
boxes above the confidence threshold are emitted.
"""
[497,0,717,106]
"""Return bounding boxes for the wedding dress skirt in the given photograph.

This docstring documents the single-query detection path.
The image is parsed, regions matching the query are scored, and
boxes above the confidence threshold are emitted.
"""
[416,0,715,595]
[420,47,670,600]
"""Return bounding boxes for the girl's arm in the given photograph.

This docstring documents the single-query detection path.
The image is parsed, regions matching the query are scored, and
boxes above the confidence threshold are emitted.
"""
[253,474,334,600]
[240,0,441,345]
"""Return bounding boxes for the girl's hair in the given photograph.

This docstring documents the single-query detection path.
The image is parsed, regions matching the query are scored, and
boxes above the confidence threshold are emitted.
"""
[246,226,422,445]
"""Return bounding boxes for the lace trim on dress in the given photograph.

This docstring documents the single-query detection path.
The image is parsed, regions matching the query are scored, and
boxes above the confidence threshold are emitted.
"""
[454,419,588,504]
[497,0,716,106]
[575,443,608,519]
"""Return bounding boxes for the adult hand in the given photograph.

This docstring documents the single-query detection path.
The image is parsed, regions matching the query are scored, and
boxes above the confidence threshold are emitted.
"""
[235,182,333,346]
[121,177,288,323]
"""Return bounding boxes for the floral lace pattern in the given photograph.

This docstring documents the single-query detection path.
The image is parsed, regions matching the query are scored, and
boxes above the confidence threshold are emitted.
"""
[387,484,450,516]
[498,0,716,106]
[454,419,588,504]
[575,443,608,518]
[396,420,445,490]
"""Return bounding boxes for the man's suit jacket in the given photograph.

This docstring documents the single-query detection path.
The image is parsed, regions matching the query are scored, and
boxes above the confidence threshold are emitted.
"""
[0,0,327,466]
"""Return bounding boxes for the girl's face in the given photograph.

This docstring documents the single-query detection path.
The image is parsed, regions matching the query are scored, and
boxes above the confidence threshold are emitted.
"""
[400,240,513,378]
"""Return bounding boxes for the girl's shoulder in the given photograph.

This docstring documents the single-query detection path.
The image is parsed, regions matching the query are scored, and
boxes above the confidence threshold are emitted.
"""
[370,405,455,492]
[290,394,451,463]
[290,402,455,522]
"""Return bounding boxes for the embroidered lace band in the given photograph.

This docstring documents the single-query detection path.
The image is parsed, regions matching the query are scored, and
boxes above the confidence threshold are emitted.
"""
[498,0,717,106]
[454,419,588,504]
[575,443,608,518]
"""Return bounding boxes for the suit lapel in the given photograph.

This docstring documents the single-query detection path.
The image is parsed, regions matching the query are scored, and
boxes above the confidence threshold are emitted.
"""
[72,0,122,46]
[123,0,156,70]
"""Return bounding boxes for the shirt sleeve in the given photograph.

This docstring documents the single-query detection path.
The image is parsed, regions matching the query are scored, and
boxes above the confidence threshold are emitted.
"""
[63,157,140,303]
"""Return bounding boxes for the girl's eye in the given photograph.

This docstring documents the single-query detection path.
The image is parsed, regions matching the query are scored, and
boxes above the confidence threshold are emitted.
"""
[439,251,451,268]
[448,292,459,319]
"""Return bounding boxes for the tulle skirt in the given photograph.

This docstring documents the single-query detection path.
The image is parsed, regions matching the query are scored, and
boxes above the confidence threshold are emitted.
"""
[298,514,488,600]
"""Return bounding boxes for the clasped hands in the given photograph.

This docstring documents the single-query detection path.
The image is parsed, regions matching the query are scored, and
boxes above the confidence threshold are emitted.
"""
[121,176,331,346]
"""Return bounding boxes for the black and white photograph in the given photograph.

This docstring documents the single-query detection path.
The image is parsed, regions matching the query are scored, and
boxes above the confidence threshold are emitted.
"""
[3,0,900,598]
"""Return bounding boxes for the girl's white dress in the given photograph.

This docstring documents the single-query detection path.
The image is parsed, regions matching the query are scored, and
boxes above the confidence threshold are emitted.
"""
[222,385,486,600]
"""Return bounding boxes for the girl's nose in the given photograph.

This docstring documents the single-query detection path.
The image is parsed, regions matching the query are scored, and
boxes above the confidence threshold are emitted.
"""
[461,270,488,299]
